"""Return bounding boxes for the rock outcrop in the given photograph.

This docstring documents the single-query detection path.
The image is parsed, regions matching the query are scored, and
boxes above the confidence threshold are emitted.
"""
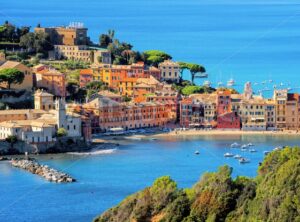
[11,159,76,183]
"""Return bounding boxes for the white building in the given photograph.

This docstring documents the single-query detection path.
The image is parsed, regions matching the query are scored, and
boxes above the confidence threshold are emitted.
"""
[158,60,180,83]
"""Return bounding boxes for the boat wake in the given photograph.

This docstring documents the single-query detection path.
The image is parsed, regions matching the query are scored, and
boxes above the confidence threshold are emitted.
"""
[67,148,117,156]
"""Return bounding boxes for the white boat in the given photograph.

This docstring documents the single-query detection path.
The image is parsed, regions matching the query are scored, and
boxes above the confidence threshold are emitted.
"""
[254,82,259,86]
[195,151,200,155]
[227,78,235,86]
[241,148,247,152]
[224,152,234,157]
[269,79,273,83]
[247,143,254,146]
[234,154,242,159]
[217,81,223,86]
[249,149,257,153]
[241,144,248,149]
[197,73,208,78]
[231,142,240,148]
[262,80,267,84]
[264,151,271,155]
[239,158,250,164]
[203,81,211,87]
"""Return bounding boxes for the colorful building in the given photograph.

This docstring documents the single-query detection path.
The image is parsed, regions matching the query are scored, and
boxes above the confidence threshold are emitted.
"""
[34,66,66,97]
[158,60,180,83]
[0,61,33,90]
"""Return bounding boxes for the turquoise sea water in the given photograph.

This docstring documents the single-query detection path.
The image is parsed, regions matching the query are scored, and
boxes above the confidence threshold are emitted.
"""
[1,1,300,221]
[0,135,300,222]
[1,0,300,96]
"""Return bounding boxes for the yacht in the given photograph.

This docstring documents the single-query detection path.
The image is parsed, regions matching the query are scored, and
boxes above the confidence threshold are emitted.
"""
[227,78,235,87]
[247,143,254,146]
[217,81,223,87]
[234,154,242,159]
[230,142,240,148]
[239,158,250,164]
[241,144,248,149]
[195,151,200,155]
[224,153,234,157]
[197,73,208,78]
[249,149,257,153]
[203,81,211,87]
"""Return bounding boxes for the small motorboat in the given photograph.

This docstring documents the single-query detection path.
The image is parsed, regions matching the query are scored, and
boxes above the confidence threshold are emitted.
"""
[239,158,250,164]
[241,148,247,152]
[247,143,254,146]
[231,142,240,148]
[224,153,234,157]
[234,154,242,159]
[195,151,200,155]
[264,151,271,155]
[249,149,257,153]
[241,144,248,149]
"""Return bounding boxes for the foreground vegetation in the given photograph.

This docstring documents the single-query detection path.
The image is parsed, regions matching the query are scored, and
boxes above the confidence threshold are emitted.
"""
[94,147,300,222]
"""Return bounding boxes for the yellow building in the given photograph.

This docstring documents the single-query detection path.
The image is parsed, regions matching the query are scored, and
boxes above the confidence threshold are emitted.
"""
[274,89,287,129]
[34,90,54,111]
[158,60,180,83]
[0,52,5,61]
[0,61,33,90]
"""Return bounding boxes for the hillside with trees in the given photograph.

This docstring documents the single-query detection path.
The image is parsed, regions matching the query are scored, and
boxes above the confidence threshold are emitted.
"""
[94,147,300,222]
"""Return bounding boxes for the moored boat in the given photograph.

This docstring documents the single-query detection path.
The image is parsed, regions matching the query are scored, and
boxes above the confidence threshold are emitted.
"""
[239,158,250,164]
[224,152,234,157]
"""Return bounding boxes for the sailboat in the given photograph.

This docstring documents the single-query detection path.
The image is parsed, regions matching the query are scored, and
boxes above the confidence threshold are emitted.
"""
[227,78,235,87]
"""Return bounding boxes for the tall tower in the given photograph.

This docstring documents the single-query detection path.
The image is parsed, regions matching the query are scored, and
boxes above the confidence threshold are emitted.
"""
[55,98,66,128]
[243,82,253,100]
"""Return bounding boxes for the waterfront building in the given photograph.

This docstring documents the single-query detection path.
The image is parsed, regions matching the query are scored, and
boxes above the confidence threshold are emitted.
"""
[265,99,276,130]
[286,93,300,130]
[0,91,82,144]
[274,89,288,129]
[158,60,180,83]
[216,90,232,115]
[69,95,174,133]
[33,65,66,97]
[180,94,217,128]
[0,61,33,90]
[217,111,241,129]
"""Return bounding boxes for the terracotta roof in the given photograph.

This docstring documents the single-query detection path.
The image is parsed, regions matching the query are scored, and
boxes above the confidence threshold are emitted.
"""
[80,69,93,75]
[34,90,54,97]
[0,61,24,69]
[98,90,122,98]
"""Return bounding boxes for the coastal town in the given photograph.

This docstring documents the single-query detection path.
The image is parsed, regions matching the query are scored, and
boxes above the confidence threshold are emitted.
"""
[0,21,299,155]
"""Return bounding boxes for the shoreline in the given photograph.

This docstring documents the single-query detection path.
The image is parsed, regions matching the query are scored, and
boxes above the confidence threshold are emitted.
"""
[151,129,300,138]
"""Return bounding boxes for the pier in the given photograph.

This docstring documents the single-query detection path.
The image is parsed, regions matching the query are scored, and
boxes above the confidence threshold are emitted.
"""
[11,159,76,183]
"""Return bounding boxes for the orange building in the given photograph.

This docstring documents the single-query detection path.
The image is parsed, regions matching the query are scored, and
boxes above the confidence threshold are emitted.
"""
[34,66,66,97]
[68,96,174,133]
[79,69,93,88]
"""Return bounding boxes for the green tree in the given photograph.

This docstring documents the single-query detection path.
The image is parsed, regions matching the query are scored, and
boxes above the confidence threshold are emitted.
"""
[187,63,206,84]
[99,34,112,48]
[0,68,24,89]
[143,50,172,67]
[5,135,18,149]
[181,85,215,96]
[56,128,68,137]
